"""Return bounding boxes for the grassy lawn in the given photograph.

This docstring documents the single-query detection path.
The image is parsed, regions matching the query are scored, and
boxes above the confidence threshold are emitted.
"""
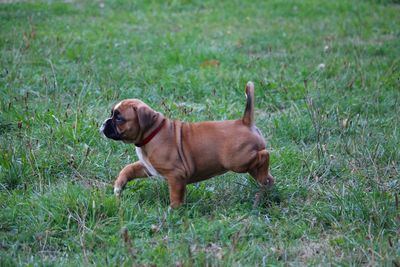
[1,0,399,265]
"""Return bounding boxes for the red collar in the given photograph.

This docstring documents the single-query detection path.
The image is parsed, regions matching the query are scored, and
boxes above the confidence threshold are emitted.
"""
[135,119,165,147]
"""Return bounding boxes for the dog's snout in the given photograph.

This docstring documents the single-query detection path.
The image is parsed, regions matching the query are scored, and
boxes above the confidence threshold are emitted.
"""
[101,118,121,141]
[99,120,108,133]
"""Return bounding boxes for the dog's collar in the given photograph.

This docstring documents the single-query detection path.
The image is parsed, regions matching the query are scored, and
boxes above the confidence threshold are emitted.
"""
[135,119,166,147]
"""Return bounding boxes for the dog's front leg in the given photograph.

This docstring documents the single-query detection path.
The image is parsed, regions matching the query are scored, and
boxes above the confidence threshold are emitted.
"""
[114,161,151,196]
[166,177,186,208]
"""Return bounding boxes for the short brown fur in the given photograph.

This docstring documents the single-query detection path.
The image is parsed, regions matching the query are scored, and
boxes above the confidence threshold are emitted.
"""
[101,82,274,208]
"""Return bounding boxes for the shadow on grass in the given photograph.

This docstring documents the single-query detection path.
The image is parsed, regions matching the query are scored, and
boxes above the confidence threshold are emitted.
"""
[120,175,284,217]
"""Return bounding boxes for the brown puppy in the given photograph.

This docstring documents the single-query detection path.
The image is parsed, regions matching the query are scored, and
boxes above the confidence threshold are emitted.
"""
[100,82,274,208]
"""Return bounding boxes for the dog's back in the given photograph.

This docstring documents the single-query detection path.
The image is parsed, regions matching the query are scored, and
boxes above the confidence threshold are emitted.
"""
[173,82,266,183]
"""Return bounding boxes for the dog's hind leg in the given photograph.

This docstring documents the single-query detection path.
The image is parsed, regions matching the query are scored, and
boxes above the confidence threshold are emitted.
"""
[248,149,274,208]
[114,161,152,196]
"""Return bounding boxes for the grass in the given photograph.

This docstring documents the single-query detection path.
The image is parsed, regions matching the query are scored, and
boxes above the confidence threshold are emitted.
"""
[0,0,399,265]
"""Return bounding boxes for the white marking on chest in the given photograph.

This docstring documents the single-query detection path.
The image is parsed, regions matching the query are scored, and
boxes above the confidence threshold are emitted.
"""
[135,147,163,178]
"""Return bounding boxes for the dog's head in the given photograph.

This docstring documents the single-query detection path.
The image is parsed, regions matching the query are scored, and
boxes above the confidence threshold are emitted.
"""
[100,99,162,144]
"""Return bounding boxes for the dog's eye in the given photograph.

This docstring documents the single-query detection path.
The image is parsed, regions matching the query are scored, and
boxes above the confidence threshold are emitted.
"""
[115,116,125,124]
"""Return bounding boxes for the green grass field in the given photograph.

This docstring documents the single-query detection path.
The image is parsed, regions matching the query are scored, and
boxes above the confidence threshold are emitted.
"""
[1,0,399,265]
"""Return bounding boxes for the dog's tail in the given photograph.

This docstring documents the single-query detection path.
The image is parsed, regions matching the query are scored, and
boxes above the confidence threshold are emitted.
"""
[242,81,254,126]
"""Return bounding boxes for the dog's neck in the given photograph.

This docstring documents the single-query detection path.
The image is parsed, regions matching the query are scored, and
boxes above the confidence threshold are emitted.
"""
[135,116,165,147]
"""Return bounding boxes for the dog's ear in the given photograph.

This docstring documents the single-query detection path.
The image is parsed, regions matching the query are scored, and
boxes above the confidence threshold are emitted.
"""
[137,105,158,131]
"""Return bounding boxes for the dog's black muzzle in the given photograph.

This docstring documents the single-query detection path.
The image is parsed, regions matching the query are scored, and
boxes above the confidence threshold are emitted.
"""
[100,119,121,141]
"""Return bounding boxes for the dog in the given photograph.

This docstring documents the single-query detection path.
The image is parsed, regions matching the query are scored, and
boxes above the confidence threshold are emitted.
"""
[100,82,274,208]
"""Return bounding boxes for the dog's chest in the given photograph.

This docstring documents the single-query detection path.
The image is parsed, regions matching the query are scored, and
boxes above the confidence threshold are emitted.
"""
[135,147,162,177]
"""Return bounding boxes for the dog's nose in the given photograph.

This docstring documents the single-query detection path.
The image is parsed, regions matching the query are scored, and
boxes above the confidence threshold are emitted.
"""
[99,121,107,133]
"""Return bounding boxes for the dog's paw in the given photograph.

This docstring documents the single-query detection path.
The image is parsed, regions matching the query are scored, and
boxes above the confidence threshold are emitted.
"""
[114,186,122,196]
[267,174,275,186]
